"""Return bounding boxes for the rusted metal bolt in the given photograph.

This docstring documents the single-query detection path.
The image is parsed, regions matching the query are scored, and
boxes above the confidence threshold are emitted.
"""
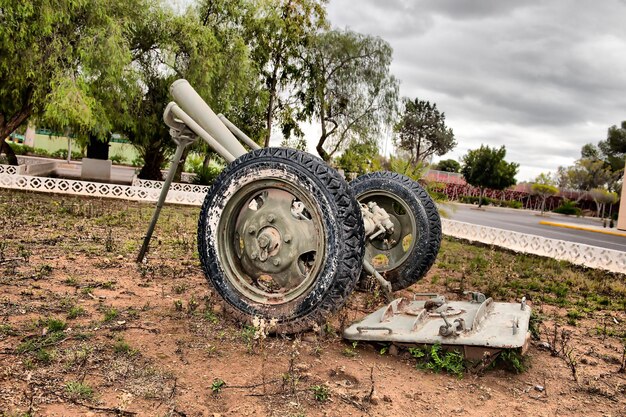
[272,258,281,266]
[248,226,256,235]
[250,252,258,260]
[267,214,275,223]
[283,234,292,243]
[258,235,270,248]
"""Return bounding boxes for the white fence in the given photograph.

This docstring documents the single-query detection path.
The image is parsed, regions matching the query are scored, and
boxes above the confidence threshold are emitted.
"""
[132,178,210,195]
[1,165,625,273]
[0,171,206,206]
[442,219,626,274]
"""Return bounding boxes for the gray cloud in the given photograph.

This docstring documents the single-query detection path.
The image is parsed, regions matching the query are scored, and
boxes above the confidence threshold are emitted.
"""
[327,0,626,180]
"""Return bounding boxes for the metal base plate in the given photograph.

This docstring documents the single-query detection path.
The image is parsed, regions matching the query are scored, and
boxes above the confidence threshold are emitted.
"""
[344,294,531,354]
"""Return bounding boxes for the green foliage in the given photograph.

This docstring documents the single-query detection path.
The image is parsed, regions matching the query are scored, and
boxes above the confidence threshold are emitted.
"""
[461,145,519,207]
[335,140,381,175]
[67,307,86,320]
[303,29,398,161]
[192,162,223,186]
[113,339,137,356]
[497,350,527,373]
[211,378,226,394]
[553,199,582,216]
[311,384,330,402]
[434,158,461,173]
[243,0,328,144]
[409,344,465,377]
[41,318,67,333]
[65,381,93,401]
[102,308,119,323]
[395,98,456,165]
[51,149,83,160]
[0,0,143,142]
[388,156,428,181]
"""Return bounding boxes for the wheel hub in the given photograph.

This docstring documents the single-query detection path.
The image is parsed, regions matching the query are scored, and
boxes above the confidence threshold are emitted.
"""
[231,187,323,297]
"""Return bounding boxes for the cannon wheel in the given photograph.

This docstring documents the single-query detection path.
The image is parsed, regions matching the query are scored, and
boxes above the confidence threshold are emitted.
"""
[197,148,364,334]
[350,171,441,291]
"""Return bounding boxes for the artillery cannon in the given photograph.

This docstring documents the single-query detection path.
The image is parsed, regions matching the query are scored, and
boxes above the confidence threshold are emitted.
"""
[137,80,530,358]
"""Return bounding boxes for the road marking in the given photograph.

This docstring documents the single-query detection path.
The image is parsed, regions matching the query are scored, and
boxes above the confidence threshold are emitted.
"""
[539,221,626,238]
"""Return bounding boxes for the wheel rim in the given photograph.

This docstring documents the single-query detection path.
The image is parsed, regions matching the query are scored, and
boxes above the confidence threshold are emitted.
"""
[358,190,417,272]
[217,178,326,305]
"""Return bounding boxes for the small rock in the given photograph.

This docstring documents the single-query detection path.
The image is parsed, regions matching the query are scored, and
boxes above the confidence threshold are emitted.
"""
[388,345,399,356]
[537,342,551,350]
[534,385,545,393]
[368,394,380,405]
[116,321,126,326]
[383,395,392,403]
[117,255,124,260]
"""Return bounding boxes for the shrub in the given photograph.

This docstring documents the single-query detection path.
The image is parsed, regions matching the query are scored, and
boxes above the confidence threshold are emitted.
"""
[110,154,127,164]
[553,199,582,216]
[459,195,491,206]
[193,164,223,185]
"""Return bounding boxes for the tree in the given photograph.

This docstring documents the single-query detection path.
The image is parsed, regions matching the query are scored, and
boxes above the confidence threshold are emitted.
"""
[434,159,461,173]
[335,139,381,176]
[125,2,267,180]
[302,29,398,162]
[589,188,618,219]
[461,145,519,208]
[394,98,456,166]
[558,158,611,192]
[531,173,559,214]
[0,0,142,165]
[245,0,328,146]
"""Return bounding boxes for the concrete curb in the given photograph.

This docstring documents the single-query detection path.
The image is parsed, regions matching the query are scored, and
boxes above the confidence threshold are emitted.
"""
[539,221,626,238]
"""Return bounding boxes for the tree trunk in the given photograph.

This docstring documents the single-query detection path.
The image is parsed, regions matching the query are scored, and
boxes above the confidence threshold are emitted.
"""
[264,75,278,148]
[86,134,110,160]
[138,147,165,180]
[477,187,484,208]
[0,139,18,165]
[541,196,546,214]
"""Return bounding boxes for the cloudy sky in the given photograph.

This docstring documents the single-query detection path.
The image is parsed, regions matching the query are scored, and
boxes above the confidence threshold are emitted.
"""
[324,0,626,181]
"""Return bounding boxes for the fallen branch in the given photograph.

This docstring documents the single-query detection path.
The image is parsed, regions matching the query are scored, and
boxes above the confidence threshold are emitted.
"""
[70,399,137,416]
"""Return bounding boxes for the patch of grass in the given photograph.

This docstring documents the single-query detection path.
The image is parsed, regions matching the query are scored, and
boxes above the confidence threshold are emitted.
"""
[67,306,86,320]
[204,311,219,324]
[0,324,18,337]
[65,381,93,401]
[102,307,119,322]
[435,237,626,312]
[17,331,66,354]
[35,348,55,364]
[40,317,67,332]
[113,339,138,356]
[567,309,583,326]
[311,384,330,402]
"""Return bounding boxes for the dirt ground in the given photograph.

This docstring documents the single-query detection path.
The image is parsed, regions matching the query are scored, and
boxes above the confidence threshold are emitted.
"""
[0,189,625,417]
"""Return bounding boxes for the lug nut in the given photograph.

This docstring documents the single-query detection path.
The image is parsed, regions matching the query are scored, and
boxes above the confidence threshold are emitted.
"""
[284,234,292,243]
[267,214,275,223]
[272,258,281,266]
[248,226,256,235]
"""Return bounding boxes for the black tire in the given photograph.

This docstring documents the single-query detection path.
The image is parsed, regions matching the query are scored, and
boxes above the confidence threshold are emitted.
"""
[349,171,441,291]
[197,148,365,334]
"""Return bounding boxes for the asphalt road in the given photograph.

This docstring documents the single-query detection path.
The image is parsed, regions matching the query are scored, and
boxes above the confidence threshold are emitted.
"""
[446,203,626,253]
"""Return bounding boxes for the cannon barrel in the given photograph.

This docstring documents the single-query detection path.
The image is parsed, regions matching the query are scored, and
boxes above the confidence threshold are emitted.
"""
[170,79,247,159]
